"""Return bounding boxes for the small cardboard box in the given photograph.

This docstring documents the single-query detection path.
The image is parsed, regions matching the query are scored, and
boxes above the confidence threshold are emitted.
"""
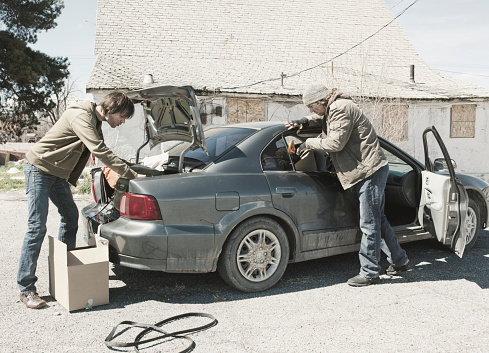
[48,235,109,312]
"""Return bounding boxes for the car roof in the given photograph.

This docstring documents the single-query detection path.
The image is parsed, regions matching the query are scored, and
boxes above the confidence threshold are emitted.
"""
[223,121,286,130]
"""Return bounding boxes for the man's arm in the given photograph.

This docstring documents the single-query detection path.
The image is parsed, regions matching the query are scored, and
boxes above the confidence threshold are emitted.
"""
[285,113,322,130]
[304,105,353,153]
[71,114,137,179]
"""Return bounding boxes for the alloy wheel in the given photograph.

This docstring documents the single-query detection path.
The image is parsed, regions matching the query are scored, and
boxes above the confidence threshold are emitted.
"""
[236,229,281,282]
[465,206,477,245]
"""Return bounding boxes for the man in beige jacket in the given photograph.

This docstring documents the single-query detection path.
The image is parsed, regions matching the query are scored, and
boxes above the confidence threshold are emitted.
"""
[287,83,411,287]
[18,92,137,309]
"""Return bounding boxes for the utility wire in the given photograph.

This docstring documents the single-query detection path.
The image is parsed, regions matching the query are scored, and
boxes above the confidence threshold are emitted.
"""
[287,0,420,78]
[389,0,409,10]
[435,69,489,78]
[221,0,420,90]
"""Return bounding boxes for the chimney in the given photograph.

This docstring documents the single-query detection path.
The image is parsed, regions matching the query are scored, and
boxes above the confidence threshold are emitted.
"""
[410,65,415,84]
[142,74,154,85]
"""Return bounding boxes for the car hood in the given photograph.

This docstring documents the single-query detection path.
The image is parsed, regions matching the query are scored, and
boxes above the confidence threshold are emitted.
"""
[127,85,207,153]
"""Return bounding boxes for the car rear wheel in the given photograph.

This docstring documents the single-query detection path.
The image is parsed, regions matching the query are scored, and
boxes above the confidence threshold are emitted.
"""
[218,217,289,292]
[464,198,481,251]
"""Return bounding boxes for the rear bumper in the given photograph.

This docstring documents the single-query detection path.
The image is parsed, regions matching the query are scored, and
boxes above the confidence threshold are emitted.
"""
[116,254,216,273]
[116,253,168,271]
[81,203,218,273]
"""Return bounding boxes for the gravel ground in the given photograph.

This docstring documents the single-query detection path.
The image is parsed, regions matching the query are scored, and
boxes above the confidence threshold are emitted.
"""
[1,188,489,353]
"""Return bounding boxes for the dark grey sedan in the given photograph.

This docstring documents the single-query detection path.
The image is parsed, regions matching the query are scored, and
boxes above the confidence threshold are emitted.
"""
[82,85,489,292]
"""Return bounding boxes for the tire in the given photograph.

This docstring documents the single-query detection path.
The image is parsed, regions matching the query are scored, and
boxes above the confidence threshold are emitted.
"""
[217,217,290,292]
[464,198,481,251]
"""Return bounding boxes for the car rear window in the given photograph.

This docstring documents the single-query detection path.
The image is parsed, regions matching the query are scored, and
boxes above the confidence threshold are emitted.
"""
[166,127,256,165]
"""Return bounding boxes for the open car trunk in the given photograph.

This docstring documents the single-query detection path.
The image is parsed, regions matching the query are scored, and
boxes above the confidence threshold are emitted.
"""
[92,85,208,210]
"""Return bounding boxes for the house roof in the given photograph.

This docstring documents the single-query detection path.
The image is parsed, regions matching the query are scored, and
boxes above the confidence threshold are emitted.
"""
[88,0,489,100]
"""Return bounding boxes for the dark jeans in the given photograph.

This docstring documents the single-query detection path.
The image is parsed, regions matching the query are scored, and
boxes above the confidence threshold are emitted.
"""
[354,164,409,278]
[17,163,79,293]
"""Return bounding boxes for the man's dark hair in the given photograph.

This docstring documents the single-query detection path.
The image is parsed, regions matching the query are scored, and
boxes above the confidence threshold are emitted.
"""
[99,92,135,119]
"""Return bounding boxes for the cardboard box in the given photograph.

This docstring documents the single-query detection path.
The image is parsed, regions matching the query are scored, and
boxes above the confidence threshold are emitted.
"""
[48,235,109,312]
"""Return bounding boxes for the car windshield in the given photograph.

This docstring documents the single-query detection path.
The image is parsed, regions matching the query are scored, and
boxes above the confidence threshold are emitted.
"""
[166,126,256,165]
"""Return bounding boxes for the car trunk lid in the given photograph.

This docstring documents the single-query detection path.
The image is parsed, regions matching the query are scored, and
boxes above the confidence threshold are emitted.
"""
[127,85,207,159]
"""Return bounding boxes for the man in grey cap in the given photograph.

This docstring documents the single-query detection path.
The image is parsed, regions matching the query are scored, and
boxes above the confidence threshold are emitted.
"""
[286,82,411,286]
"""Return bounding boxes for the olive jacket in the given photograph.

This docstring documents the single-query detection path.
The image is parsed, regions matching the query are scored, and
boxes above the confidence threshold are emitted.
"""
[26,101,137,186]
[304,98,386,190]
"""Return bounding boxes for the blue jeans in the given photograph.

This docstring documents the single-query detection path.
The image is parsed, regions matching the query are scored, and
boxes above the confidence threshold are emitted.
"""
[354,164,409,279]
[17,163,79,293]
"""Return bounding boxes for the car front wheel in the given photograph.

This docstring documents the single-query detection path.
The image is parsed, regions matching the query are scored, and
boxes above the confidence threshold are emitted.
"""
[464,198,481,251]
[218,217,289,292]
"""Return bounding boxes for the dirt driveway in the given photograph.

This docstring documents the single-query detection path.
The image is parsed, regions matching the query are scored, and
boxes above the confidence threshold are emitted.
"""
[2,189,489,352]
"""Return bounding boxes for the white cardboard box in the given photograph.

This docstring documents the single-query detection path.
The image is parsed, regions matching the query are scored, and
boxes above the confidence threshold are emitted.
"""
[48,235,109,312]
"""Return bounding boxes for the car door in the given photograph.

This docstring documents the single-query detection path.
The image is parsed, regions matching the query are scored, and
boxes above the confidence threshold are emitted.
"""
[418,126,468,257]
[261,135,359,252]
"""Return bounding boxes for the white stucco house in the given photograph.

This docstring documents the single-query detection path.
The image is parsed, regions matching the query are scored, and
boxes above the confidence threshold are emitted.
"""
[87,0,489,181]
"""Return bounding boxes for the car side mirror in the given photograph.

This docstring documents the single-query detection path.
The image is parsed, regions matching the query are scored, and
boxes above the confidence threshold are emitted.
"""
[433,158,457,172]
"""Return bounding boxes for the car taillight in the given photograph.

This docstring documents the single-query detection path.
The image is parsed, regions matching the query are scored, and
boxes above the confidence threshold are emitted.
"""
[120,193,162,220]
[91,179,98,202]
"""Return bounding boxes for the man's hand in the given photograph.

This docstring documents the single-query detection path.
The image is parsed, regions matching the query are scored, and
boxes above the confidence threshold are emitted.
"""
[101,167,120,189]
[285,121,303,131]
[296,143,308,157]
[285,117,309,133]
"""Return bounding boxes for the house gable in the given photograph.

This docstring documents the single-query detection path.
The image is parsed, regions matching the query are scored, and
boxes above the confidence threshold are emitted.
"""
[88,0,489,100]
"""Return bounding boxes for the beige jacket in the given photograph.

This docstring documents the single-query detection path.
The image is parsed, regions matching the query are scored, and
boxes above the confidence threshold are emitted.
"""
[26,101,136,186]
[304,98,386,189]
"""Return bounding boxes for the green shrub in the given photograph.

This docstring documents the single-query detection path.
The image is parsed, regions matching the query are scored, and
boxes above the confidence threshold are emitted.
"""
[72,169,92,195]
[0,165,25,191]
[0,164,92,194]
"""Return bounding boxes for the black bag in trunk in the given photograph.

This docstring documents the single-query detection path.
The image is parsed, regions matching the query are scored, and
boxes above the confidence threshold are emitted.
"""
[91,167,114,204]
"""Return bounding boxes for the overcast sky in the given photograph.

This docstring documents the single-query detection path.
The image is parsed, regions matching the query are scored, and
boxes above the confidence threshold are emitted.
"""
[30,0,97,99]
[384,0,489,89]
[30,0,489,99]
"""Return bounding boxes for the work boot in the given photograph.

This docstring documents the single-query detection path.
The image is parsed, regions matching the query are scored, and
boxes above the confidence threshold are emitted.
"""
[347,274,380,287]
[20,292,47,309]
[385,261,413,276]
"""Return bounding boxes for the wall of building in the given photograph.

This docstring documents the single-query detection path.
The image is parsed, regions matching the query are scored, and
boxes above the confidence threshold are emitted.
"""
[405,101,489,183]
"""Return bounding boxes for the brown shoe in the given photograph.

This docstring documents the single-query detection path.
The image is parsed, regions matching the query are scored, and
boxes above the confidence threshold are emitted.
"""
[347,274,380,287]
[385,261,414,276]
[20,292,47,309]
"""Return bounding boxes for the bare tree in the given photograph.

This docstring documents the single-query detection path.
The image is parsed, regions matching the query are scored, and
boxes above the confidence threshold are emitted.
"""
[46,76,80,126]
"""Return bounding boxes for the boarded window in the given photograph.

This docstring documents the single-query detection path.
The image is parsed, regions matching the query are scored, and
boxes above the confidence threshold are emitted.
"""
[200,113,207,125]
[451,104,476,138]
[215,106,222,117]
[381,104,408,142]
[227,98,265,124]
